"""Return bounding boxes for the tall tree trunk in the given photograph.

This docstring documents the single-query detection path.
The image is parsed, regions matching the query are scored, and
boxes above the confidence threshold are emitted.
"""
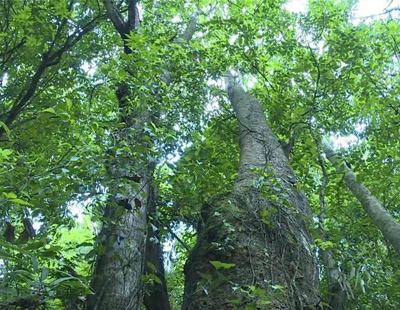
[322,138,400,256]
[86,2,154,309]
[183,73,320,309]
[87,3,201,309]
[86,80,157,309]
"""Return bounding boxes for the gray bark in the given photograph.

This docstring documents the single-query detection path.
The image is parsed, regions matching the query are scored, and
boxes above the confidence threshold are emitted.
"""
[144,196,171,310]
[87,2,151,309]
[315,137,347,310]
[322,138,400,256]
[320,237,347,310]
[183,73,320,309]
[88,6,201,309]
[87,174,152,310]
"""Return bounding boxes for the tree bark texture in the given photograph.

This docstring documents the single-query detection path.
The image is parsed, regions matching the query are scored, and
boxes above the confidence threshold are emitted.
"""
[144,197,171,310]
[323,138,400,256]
[88,5,201,309]
[87,2,154,309]
[183,73,320,309]
[320,238,347,310]
[86,174,151,310]
[86,79,157,310]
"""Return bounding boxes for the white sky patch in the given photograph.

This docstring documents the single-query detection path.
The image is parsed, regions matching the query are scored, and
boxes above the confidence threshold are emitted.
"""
[353,0,398,22]
[82,61,96,76]
[330,134,359,149]
[167,150,180,163]
[229,34,239,45]
[285,0,398,22]
[171,16,182,23]
[205,99,220,113]
[205,78,224,114]
[1,73,8,87]
[32,221,42,231]
[246,75,257,89]
[354,123,366,133]
[69,199,91,223]
[284,0,308,14]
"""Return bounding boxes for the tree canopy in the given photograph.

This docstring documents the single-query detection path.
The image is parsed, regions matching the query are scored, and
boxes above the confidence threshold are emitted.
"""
[1,0,400,309]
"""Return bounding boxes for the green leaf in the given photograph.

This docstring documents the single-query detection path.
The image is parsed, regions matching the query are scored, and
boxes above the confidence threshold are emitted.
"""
[1,149,12,157]
[210,260,236,270]
[42,107,56,114]
[51,276,77,288]
[5,192,17,199]
[11,198,33,206]
[0,121,11,137]
[65,98,72,110]
[41,267,49,282]
[197,272,212,281]
[30,254,38,272]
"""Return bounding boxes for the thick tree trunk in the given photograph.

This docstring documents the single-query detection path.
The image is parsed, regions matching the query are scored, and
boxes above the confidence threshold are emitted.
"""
[87,2,156,309]
[87,172,152,310]
[86,79,157,310]
[183,74,319,310]
[88,5,201,309]
[323,138,400,256]
[183,73,320,309]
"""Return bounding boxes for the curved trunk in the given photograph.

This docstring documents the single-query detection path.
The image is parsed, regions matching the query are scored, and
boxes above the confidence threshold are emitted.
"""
[183,73,320,309]
[323,138,400,256]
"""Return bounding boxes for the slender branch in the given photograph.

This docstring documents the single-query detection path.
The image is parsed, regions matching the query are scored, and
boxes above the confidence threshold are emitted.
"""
[0,13,106,138]
[323,137,400,256]
[158,217,191,252]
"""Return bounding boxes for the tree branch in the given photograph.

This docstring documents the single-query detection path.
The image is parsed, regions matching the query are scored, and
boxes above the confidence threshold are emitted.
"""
[104,0,127,37]
[0,13,105,138]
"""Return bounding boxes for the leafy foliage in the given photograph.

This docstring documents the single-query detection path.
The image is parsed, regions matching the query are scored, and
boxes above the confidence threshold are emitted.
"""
[1,0,400,309]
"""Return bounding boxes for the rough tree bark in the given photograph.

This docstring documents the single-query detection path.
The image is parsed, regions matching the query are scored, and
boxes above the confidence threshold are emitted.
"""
[86,1,154,309]
[87,3,201,309]
[183,72,320,309]
[323,138,400,256]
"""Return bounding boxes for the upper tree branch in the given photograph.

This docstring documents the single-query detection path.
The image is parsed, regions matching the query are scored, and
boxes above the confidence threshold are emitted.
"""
[323,137,400,256]
[127,0,139,34]
[104,0,127,37]
[104,0,140,53]
[0,13,106,138]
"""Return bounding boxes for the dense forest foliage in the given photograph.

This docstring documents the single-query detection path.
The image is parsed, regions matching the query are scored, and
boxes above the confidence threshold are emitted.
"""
[1,0,400,309]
